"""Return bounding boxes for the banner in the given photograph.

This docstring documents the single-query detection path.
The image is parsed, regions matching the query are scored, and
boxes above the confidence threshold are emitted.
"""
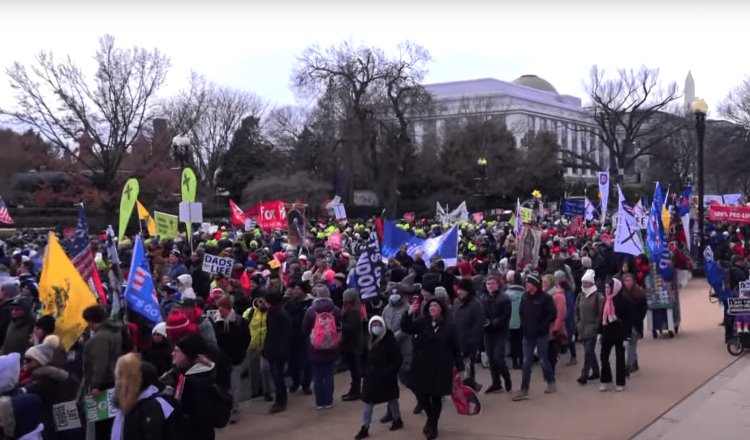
[154,212,178,239]
[202,254,234,277]
[709,205,750,224]
[597,171,610,222]
[136,201,156,236]
[560,198,585,217]
[229,199,247,228]
[118,178,139,241]
[381,220,459,267]
[39,232,98,350]
[437,201,469,224]
[257,200,287,231]
[585,198,597,221]
[52,400,82,431]
[723,193,743,206]
[180,168,197,202]
[614,185,644,256]
[646,182,666,258]
[124,236,162,324]
[518,226,542,270]
[353,232,382,301]
[513,199,522,236]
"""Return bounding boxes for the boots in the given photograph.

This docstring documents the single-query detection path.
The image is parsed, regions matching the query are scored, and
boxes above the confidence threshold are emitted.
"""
[424,417,438,439]
[389,418,404,431]
[354,426,369,440]
[342,384,361,401]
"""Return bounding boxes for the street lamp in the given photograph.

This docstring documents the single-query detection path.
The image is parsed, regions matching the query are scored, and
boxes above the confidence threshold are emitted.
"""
[690,98,708,255]
[477,157,488,212]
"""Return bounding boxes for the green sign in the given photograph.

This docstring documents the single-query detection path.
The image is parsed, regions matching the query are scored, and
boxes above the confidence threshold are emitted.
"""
[84,389,119,422]
[154,211,179,239]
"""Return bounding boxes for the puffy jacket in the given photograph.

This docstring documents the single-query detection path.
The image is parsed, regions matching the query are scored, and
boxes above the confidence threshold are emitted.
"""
[575,291,603,339]
[480,290,512,334]
[213,313,250,365]
[519,290,557,340]
[262,307,292,362]
[548,288,567,341]
[451,295,485,355]
[83,320,122,390]
[24,365,81,440]
[244,307,268,351]
[302,298,341,363]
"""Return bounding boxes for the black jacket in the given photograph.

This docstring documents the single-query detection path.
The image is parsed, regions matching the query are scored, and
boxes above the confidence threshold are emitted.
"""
[451,295,485,355]
[24,365,80,440]
[361,330,402,404]
[519,291,557,339]
[143,339,173,376]
[179,362,216,440]
[729,265,749,292]
[623,288,648,335]
[481,290,512,334]
[213,315,250,366]
[284,296,313,347]
[123,395,186,440]
[600,294,634,343]
[340,308,364,354]
[0,299,13,347]
[262,307,292,362]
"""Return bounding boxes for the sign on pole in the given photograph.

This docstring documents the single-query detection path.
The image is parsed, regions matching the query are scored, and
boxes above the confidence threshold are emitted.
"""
[202,254,234,277]
[179,202,203,224]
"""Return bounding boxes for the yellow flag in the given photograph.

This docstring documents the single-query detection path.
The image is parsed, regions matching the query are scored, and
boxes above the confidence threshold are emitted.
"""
[662,206,671,232]
[136,201,156,236]
[39,232,98,350]
[119,178,140,241]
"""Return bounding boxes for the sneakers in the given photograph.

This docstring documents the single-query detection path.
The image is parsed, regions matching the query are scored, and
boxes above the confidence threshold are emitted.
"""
[512,390,529,401]
[355,426,369,440]
[544,382,557,394]
[485,383,504,394]
[316,405,325,410]
[389,419,404,431]
[599,384,611,392]
[342,393,360,402]
[615,385,625,392]
[587,373,600,381]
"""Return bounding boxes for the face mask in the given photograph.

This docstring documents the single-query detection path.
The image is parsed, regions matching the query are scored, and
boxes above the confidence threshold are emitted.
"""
[389,294,401,305]
[371,325,384,336]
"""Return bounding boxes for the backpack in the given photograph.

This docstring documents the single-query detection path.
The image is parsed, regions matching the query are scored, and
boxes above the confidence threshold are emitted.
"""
[310,311,339,350]
[208,384,233,428]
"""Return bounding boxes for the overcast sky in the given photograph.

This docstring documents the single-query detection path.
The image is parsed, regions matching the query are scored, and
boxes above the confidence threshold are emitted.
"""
[1,0,748,121]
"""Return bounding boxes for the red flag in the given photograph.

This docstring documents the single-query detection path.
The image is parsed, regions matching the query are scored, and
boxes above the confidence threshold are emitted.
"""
[229,199,247,228]
[376,217,384,242]
[257,200,287,231]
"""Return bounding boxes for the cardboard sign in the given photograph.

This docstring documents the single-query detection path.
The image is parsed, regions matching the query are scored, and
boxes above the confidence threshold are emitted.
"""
[178,201,203,224]
[709,205,750,224]
[154,211,178,239]
[202,254,234,277]
[53,400,82,431]
[728,298,750,316]
[84,389,119,422]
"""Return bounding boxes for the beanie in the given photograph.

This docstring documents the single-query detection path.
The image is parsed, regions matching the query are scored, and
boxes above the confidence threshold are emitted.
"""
[34,315,56,336]
[581,269,596,284]
[434,286,449,305]
[526,272,541,288]
[176,334,206,361]
[342,288,359,304]
[151,322,167,338]
[24,335,60,366]
[554,270,567,281]
[166,311,196,341]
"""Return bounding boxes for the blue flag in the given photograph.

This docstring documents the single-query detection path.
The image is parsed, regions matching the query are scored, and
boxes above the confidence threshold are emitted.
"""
[124,236,162,323]
[381,220,458,267]
[677,186,692,217]
[560,198,586,217]
[351,232,383,301]
[646,182,666,258]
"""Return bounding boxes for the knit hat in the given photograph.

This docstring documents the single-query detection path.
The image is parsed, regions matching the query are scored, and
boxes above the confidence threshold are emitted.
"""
[526,272,541,288]
[181,287,197,303]
[24,335,60,366]
[434,286,449,305]
[177,274,193,291]
[487,272,503,283]
[151,322,167,338]
[166,311,196,341]
[554,270,567,281]
[34,315,55,336]
[581,269,596,284]
[176,334,206,361]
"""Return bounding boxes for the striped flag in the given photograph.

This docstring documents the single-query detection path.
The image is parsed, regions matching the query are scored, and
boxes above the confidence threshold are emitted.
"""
[0,197,14,225]
[66,207,107,305]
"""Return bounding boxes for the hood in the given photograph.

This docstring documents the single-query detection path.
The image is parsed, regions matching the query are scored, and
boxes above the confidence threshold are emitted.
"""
[582,284,598,296]
[0,353,20,394]
[609,278,622,297]
[185,356,215,376]
[368,315,385,333]
[312,297,335,313]
[31,365,69,383]
[115,353,142,415]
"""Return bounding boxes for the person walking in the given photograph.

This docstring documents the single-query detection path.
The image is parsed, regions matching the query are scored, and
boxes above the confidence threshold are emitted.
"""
[599,278,633,392]
[354,316,404,439]
[574,269,603,385]
[451,279,485,392]
[262,291,292,414]
[480,273,512,393]
[505,271,525,370]
[401,298,463,440]
[341,289,365,402]
[513,272,557,401]
[302,283,342,410]
[621,273,647,373]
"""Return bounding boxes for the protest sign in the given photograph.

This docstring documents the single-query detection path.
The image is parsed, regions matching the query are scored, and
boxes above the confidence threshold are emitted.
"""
[709,205,750,224]
[84,389,119,422]
[154,211,178,239]
[202,254,234,277]
[53,401,82,431]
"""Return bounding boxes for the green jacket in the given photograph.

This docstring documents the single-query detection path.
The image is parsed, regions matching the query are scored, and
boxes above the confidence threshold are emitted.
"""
[83,320,122,389]
[1,315,35,355]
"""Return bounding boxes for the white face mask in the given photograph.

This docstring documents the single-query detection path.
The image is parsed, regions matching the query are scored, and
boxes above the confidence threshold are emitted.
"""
[371,325,384,336]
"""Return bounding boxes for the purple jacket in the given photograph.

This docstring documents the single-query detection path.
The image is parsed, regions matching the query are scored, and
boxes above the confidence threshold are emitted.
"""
[302,298,342,363]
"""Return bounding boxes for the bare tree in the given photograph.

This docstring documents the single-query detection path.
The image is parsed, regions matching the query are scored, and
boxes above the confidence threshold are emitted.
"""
[0,34,170,195]
[718,75,750,131]
[565,66,683,183]
[163,78,266,187]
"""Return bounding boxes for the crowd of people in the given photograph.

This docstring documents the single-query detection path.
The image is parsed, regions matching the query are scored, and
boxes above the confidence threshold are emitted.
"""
[0,213,747,440]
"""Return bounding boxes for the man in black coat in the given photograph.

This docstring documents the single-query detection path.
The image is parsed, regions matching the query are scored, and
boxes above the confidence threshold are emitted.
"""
[452,279,485,392]
[284,281,313,394]
[481,273,513,393]
[262,292,292,414]
[513,272,557,401]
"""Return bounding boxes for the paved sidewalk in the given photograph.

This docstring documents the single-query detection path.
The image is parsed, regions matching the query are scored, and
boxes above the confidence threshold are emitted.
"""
[633,356,750,440]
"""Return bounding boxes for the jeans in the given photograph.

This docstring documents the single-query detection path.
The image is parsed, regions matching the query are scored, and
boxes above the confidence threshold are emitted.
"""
[484,332,511,388]
[363,399,401,427]
[521,335,554,391]
[580,337,600,378]
[342,351,362,392]
[462,355,478,388]
[601,338,626,386]
[509,329,523,364]
[248,348,274,395]
[267,358,288,405]
[626,328,641,367]
[547,339,560,375]
[288,342,311,389]
[565,320,577,358]
[415,394,443,431]
[311,360,335,407]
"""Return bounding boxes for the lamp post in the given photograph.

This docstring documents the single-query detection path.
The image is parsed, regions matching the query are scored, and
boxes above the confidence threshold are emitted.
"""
[477,157,488,212]
[690,98,708,255]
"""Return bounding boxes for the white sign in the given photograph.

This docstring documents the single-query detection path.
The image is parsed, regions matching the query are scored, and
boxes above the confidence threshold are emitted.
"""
[333,204,347,220]
[179,202,203,224]
[740,281,750,297]
[636,216,647,229]
[244,218,256,231]
[53,401,82,431]
[202,254,234,277]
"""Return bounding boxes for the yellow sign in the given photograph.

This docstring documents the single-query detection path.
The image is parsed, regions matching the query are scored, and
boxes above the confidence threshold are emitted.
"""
[154,211,179,239]
[520,207,533,223]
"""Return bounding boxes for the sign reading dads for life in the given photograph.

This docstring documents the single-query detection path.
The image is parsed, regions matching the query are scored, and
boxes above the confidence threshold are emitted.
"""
[202,254,234,277]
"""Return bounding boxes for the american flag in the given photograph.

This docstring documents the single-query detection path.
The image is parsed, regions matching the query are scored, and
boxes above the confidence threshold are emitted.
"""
[0,197,14,225]
[67,207,107,305]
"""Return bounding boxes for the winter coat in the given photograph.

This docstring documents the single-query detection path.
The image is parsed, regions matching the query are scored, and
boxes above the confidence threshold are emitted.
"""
[213,313,250,366]
[177,358,216,440]
[83,320,122,390]
[142,339,173,376]
[340,308,364,355]
[519,291,557,340]
[122,393,185,440]
[549,289,568,342]
[575,291,604,339]
[245,307,268,351]
[480,290,512,335]
[284,296,313,349]
[262,307,292,362]
[361,330,402,404]
[0,299,13,349]
[302,298,341,363]
[600,294,634,343]
[24,365,80,440]
[622,286,648,335]
[198,317,217,349]
[452,295,485,356]
[1,314,34,356]
[400,313,463,397]
[382,300,412,372]
[505,285,524,330]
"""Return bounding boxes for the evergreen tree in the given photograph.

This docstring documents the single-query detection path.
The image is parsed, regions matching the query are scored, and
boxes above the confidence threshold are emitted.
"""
[216,116,274,200]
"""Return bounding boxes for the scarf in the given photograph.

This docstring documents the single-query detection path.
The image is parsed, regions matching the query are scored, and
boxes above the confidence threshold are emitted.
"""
[111,385,174,440]
[602,278,622,326]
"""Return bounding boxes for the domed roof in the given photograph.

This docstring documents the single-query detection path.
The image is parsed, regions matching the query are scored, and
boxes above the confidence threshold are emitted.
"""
[512,75,558,94]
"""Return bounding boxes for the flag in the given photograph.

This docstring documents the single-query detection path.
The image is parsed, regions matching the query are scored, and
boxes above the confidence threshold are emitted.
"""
[136,201,156,236]
[614,185,644,256]
[65,207,107,305]
[39,232,98,350]
[123,236,162,324]
[646,182,667,259]
[180,168,198,202]
[352,232,382,301]
[105,225,122,319]
[585,198,597,222]
[118,178,139,241]
[514,199,522,237]
[105,225,120,266]
[381,220,459,267]
[229,199,247,228]
[597,171,610,225]
[677,186,692,217]
[0,196,13,225]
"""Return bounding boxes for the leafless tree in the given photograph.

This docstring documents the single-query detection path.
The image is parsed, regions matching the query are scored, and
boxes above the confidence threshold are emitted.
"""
[0,34,170,195]
[718,75,750,132]
[565,66,683,183]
